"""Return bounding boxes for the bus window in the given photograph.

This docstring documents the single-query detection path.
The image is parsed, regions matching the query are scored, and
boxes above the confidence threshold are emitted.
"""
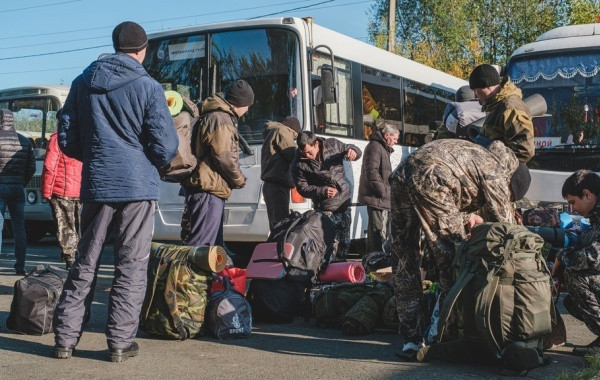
[210,28,302,144]
[312,54,354,137]
[360,65,401,141]
[403,79,445,146]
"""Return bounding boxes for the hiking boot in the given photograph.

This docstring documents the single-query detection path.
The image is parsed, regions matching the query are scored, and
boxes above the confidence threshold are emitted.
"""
[573,337,600,357]
[54,344,74,359]
[417,339,471,363]
[109,341,139,363]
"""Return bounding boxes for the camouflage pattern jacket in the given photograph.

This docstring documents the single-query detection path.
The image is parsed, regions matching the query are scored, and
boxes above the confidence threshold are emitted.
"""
[260,121,297,188]
[480,78,534,163]
[183,95,246,200]
[392,139,518,229]
[559,204,600,274]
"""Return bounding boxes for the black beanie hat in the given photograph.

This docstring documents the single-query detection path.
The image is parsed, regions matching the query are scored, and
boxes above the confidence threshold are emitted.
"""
[469,64,501,90]
[226,80,255,107]
[455,85,477,102]
[510,163,531,201]
[282,116,302,134]
[112,21,148,53]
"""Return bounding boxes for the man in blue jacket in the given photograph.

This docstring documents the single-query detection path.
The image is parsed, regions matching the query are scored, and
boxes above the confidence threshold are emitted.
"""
[52,21,178,363]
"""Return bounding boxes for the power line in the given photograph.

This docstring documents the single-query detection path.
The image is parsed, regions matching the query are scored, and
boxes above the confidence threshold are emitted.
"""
[0,66,82,75]
[248,0,334,19]
[0,44,110,61]
[0,0,83,14]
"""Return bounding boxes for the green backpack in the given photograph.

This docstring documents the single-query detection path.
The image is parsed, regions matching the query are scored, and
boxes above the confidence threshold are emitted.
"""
[140,244,212,340]
[437,222,553,373]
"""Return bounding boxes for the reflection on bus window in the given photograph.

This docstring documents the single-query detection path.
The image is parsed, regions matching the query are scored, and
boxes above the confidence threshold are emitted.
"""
[361,65,401,141]
[403,79,449,146]
[312,53,353,137]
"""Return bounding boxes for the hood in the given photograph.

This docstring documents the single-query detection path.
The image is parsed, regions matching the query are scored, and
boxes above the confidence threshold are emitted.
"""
[200,95,237,117]
[262,120,289,140]
[370,130,394,153]
[82,53,147,93]
[483,77,523,112]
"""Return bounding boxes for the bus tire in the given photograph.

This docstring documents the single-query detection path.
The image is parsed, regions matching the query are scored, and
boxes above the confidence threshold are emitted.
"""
[25,221,49,244]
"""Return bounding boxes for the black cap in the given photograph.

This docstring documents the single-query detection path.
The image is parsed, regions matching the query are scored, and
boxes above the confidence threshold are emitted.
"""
[510,163,531,201]
[225,80,254,107]
[455,85,477,102]
[282,116,302,134]
[112,21,148,53]
[469,64,501,90]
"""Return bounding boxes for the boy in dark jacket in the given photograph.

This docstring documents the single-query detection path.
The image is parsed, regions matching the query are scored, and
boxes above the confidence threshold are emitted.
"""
[358,125,399,253]
[556,169,600,356]
[291,131,361,261]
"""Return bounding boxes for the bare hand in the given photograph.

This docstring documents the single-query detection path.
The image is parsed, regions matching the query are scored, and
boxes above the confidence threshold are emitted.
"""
[466,213,484,231]
[346,149,357,161]
[326,186,338,198]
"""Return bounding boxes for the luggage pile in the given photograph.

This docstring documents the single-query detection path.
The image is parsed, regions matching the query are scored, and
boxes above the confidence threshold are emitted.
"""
[522,206,590,250]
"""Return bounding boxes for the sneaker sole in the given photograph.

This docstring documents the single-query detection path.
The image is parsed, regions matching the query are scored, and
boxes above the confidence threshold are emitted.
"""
[109,349,139,362]
[54,348,73,359]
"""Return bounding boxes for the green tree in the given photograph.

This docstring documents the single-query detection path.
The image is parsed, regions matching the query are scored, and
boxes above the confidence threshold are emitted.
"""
[570,0,600,24]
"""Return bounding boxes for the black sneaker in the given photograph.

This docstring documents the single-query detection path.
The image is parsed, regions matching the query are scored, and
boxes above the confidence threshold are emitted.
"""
[573,337,600,357]
[109,341,139,363]
[65,260,74,270]
[54,344,74,359]
[15,269,26,276]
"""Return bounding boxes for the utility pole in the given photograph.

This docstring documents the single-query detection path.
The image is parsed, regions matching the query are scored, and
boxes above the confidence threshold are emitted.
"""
[388,0,396,52]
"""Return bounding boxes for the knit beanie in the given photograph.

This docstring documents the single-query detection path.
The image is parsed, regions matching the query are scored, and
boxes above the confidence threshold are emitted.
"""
[455,85,477,102]
[0,109,14,131]
[225,80,255,107]
[282,116,302,134]
[510,163,531,201]
[112,21,148,53]
[469,64,501,90]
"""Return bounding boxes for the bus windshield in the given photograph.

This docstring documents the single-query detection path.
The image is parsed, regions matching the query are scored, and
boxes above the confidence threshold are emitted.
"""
[144,27,302,145]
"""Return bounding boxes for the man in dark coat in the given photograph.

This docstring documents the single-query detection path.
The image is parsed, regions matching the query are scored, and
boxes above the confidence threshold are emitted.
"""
[0,109,35,275]
[291,131,362,261]
[261,116,302,229]
[358,125,399,253]
[53,21,178,362]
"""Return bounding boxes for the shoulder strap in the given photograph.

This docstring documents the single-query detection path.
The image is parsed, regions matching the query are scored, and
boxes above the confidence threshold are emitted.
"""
[164,254,190,340]
[142,247,169,322]
[277,214,304,267]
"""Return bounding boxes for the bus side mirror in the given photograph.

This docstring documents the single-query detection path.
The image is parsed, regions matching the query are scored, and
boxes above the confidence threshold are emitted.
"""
[320,65,337,104]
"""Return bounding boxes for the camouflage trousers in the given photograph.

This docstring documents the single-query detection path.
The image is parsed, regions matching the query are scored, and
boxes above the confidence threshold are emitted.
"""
[323,205,351,261]
[563,270,600,337]
[49,195,80,262]
[390,182,459,344]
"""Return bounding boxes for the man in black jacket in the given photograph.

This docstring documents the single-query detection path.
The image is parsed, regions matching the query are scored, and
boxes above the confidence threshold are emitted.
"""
[358,125,399,253]
[291,131,362,261]
[0,109,35,275]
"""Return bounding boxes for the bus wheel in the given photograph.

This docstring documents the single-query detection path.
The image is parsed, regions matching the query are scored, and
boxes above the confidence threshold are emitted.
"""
[25,221,49,244]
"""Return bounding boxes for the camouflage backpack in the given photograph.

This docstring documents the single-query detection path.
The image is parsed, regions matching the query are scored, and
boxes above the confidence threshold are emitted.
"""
[140,244,212,340]
[437,223,554,374]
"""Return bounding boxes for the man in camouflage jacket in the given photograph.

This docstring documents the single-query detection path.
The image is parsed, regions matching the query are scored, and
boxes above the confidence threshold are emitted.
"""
[390,139,531,355]
[469,64,535,163]
[557,169,600,356]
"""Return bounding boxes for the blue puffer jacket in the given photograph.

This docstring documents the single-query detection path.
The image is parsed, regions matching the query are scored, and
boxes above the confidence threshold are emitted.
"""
[58,53,178,202]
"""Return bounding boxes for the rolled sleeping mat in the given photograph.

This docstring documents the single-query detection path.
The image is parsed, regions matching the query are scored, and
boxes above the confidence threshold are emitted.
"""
[150,242,227,273]
[164,90,184,116]
[318,262,366,283]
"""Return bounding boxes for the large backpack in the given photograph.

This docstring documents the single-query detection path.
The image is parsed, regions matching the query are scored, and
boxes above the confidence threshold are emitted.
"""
[140,243,212,340]
[437,222,553,374]
[158,91,199,183]
[6,265,69,335]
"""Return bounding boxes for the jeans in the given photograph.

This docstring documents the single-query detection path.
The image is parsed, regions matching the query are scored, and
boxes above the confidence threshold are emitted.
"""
[0,184,26,271]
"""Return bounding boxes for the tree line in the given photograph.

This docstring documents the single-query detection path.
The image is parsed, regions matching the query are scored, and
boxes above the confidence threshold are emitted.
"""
[368,0,600,78]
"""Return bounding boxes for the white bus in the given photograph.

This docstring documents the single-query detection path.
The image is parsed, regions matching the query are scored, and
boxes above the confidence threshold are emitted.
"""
[0,85,70,242]
[507,23,600,205]
[144,17,466,246]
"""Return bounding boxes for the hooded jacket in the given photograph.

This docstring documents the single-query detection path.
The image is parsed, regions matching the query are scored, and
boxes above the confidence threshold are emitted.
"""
[358,131,393,210]
[0,119,35,185]
[291,137,362,212]
[42,132,82,199]
[480,78,534,163]
[559,203,600,274]
[57,53,178,202]
[183,95,246,200]
[260,121,297,188]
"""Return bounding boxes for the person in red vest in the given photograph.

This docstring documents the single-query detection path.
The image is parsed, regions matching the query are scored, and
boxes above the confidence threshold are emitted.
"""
[42,131,82,269]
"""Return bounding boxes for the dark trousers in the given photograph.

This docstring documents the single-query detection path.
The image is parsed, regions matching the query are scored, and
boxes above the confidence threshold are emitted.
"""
[323,203,351,262]
[0,184,26,271]
[263,181,290,230]
[366,206,388,253]
[181,189,225,246]
[563,270,600,337]
[53,201,155,349]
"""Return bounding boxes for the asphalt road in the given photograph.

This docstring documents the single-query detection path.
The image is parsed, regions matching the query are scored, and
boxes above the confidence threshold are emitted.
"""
[0,237,592,379]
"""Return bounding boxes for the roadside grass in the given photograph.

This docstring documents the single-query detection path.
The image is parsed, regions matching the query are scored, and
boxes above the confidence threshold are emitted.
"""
[558,355,600,380]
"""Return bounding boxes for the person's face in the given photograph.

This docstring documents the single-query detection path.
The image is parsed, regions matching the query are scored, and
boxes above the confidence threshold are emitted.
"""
[300,141,320,160]
[383,132,399,147]
[565,189,598,217]
[473,87,494,103]
[234,105,249,118]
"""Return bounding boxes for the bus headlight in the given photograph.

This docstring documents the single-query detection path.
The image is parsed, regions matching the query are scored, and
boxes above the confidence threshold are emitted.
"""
[27,191,37,204]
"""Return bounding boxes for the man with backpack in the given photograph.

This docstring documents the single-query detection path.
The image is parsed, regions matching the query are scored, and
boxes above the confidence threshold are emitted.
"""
[181,79,253,246]
[556,169,600,356]
[390,138,531,357]
[291,131,361,262]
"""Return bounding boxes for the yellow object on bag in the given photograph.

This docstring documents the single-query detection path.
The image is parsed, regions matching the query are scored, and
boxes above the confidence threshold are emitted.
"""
[164,90,184,116]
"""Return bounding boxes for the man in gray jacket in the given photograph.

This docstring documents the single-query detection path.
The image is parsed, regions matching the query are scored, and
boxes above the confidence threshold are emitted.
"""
[0,109,35,275]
